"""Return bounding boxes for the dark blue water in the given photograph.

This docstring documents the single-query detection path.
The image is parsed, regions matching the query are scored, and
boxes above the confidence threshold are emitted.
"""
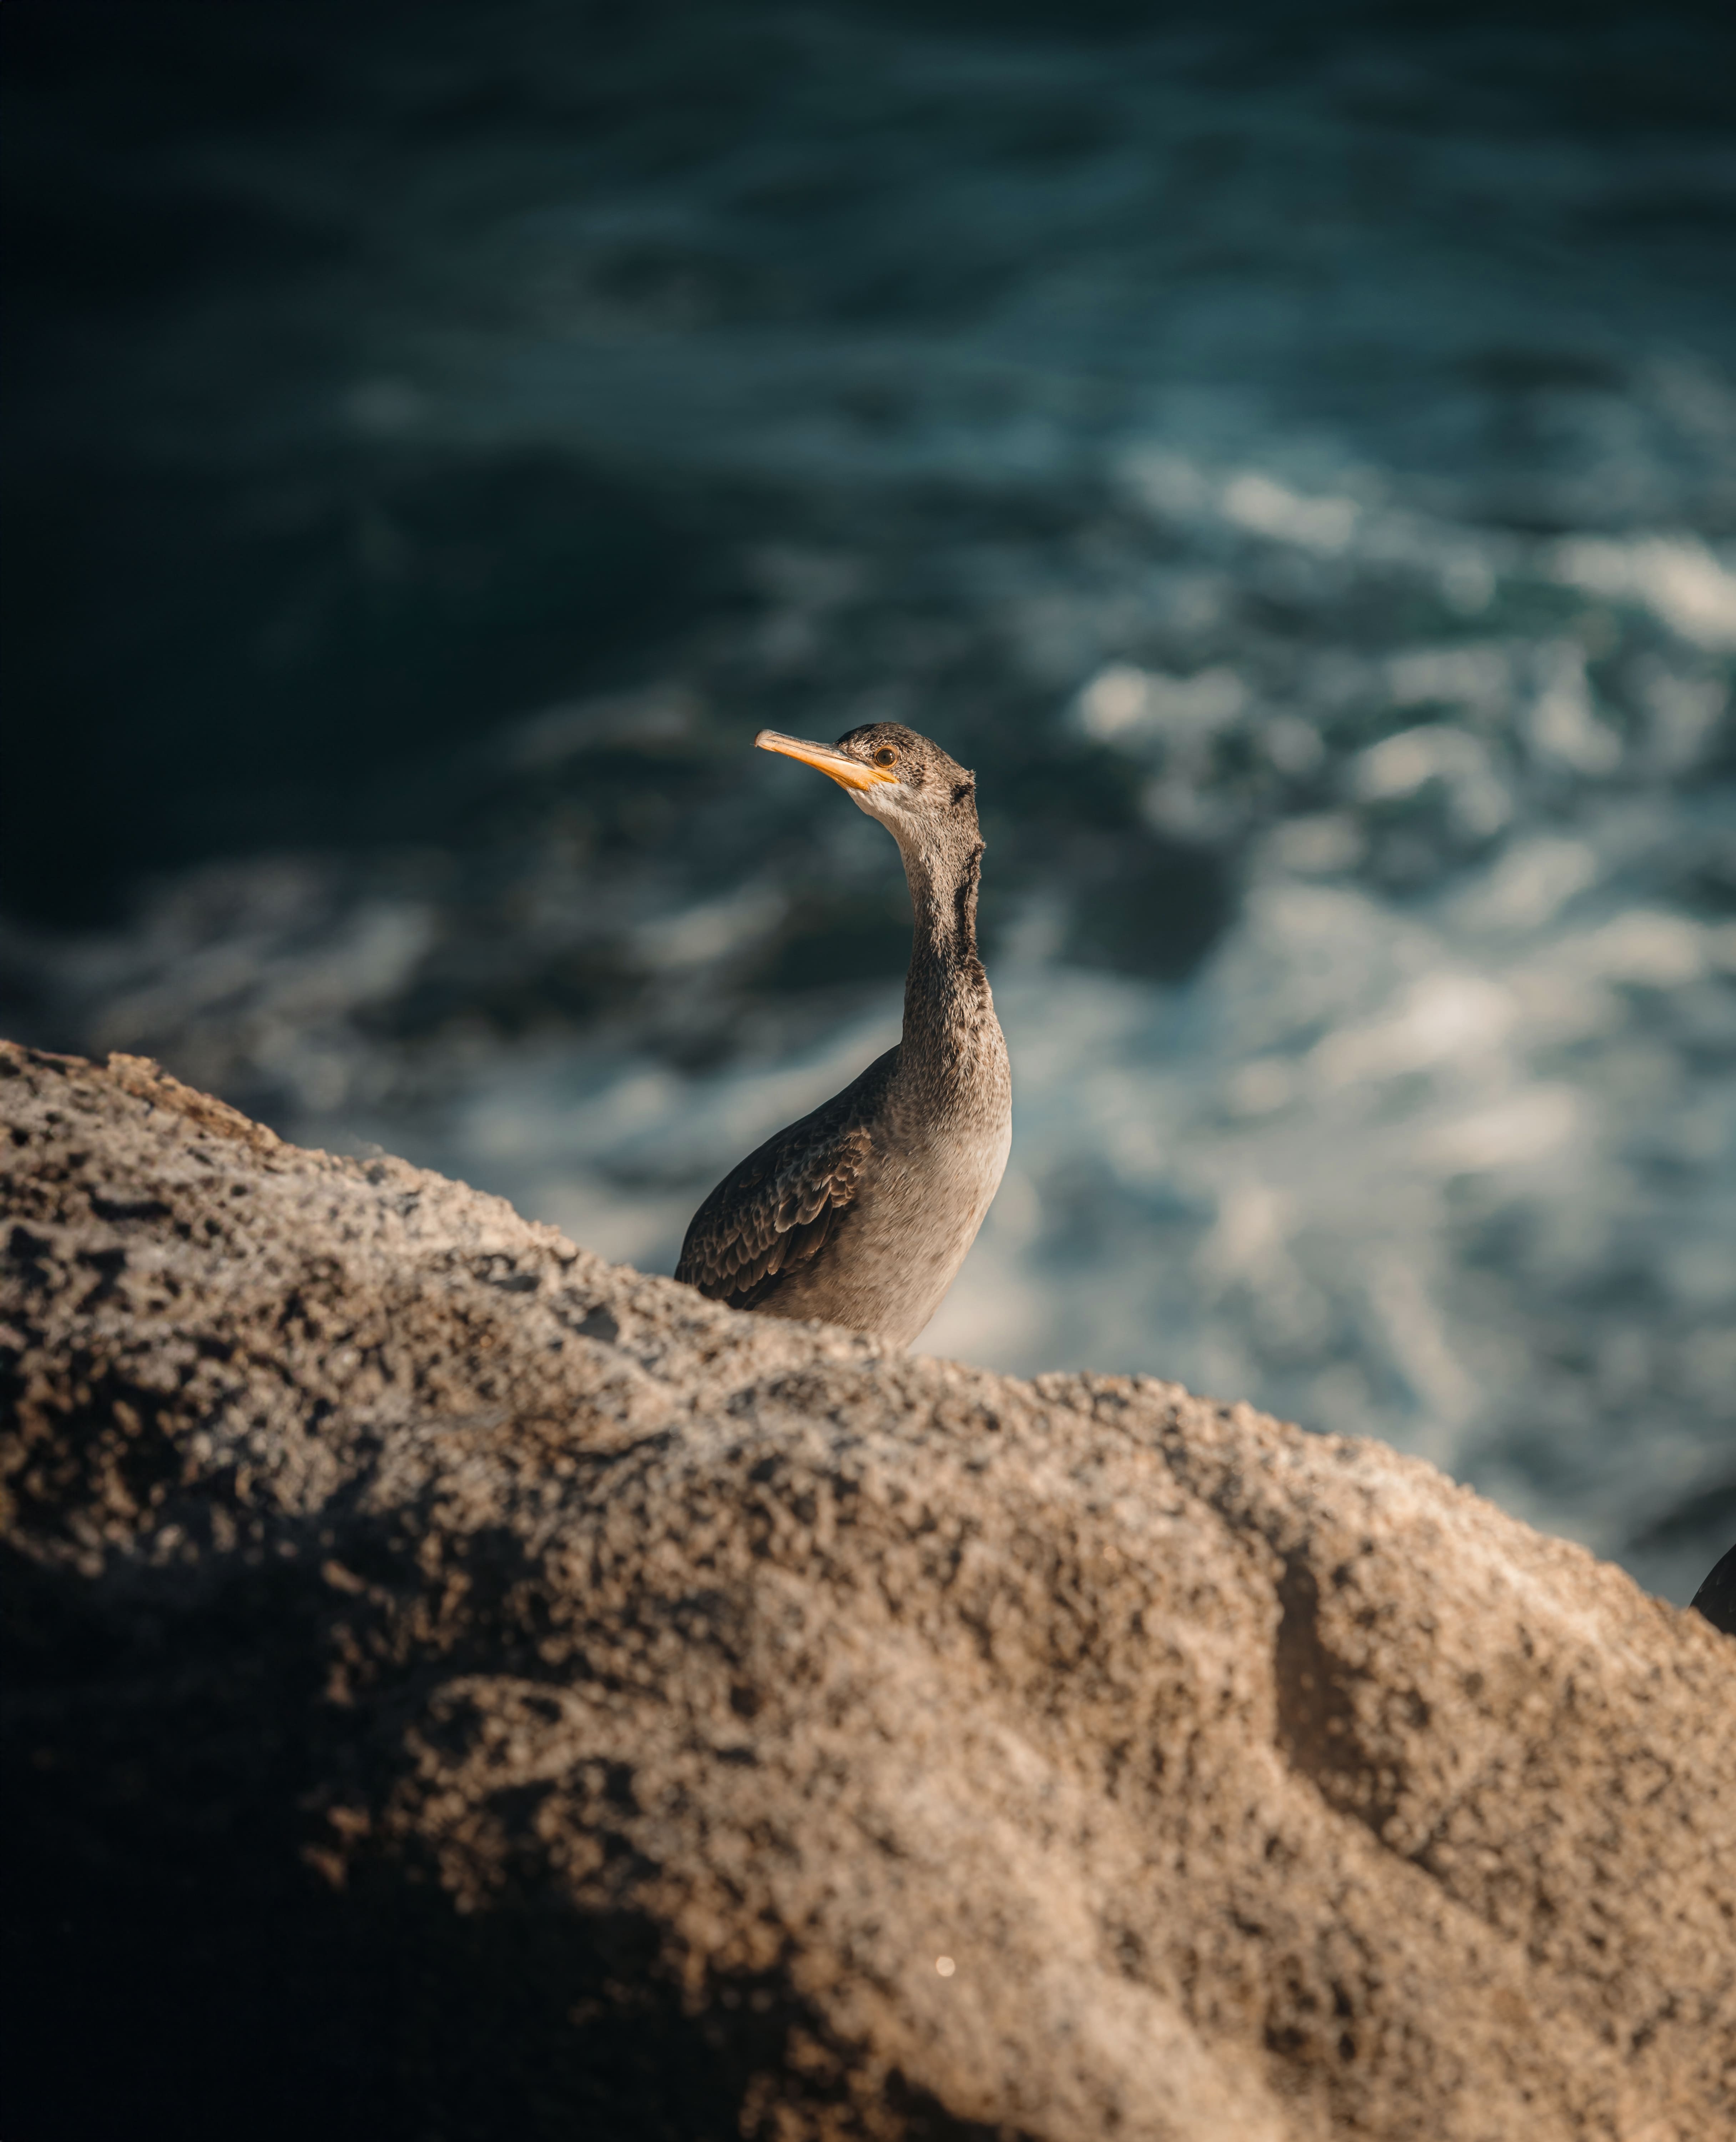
[5,1,1734,1599]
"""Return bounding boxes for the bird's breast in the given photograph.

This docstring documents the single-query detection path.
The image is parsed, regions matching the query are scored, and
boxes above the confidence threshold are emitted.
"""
[829,1047,1010,1346]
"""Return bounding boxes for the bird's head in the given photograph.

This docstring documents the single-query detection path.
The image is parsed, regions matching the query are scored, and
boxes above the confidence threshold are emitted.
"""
[753,723,978,848]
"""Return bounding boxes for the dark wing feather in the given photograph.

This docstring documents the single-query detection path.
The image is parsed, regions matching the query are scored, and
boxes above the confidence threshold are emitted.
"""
[675,1046,898,1313]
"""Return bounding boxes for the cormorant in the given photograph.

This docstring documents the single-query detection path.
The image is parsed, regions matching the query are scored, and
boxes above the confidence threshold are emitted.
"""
[676,723,1010,1345]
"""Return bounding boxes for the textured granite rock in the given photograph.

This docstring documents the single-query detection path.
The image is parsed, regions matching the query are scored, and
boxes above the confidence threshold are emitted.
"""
[2,1040,1732,2142]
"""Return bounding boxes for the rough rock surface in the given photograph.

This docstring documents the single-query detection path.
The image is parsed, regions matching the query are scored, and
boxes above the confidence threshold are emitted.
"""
[2,1039,1732,2142]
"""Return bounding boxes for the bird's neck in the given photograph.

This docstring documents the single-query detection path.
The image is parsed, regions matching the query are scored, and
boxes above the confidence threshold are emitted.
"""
[896,831,996,1082]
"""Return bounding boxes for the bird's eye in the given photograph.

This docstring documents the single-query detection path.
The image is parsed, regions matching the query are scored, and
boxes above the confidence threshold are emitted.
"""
[873,746,898,768]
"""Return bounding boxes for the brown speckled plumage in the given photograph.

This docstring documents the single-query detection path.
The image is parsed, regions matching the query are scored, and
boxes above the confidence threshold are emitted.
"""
[677,723,1011,1345]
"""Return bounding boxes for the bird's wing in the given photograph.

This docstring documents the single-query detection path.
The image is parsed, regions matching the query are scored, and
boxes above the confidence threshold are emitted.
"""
[675,1047,898,1313]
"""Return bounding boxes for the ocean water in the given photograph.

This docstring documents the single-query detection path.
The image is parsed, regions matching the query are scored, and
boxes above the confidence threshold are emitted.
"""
[5,3,1733,1601]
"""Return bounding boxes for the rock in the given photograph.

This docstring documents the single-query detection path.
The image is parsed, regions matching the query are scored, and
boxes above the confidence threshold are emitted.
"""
[2,1038,1732,2142]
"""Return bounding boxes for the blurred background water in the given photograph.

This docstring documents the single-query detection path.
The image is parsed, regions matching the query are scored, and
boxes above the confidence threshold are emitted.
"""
[4,0,1733,1601]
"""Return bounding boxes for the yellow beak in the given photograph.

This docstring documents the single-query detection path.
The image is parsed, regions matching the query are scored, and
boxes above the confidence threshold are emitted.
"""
[755,729,899,793]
